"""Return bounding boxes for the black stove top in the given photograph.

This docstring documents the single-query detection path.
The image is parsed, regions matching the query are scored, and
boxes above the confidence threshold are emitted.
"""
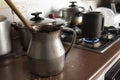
[61,26,120,53]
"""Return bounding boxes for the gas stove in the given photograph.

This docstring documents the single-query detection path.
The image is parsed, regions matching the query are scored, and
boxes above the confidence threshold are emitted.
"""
[61,25,120,53]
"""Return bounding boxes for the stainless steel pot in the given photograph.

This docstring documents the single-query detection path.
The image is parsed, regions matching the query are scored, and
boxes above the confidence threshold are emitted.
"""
[58,1,85,21]
[0,15,12,55]
[28,23,76,76]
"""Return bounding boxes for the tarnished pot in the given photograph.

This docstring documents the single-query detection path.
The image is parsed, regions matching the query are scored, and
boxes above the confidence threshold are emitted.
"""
[28,25,76,77]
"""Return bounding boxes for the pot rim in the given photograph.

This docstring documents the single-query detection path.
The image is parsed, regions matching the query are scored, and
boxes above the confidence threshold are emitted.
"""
[0,15,7,22]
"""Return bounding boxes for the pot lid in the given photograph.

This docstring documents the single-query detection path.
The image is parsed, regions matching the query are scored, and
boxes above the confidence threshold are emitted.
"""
[32,18,67,32]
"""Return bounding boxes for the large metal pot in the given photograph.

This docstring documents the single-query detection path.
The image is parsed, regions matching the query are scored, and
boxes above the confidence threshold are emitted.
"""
[82,12,104,39]
[0,15,12,55]
[59,1,85,21]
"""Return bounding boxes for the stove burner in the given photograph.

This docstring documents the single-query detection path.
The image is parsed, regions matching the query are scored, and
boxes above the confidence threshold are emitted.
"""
[61,26,120,53]
[83,38,100,43]
[82,38,101,48]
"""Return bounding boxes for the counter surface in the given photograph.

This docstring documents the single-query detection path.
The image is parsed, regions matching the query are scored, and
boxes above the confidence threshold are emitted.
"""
[0,31,120,80]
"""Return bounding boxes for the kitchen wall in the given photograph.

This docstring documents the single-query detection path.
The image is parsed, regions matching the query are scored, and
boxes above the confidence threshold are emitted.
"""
[0,0,99,22]
[98,0,120,7]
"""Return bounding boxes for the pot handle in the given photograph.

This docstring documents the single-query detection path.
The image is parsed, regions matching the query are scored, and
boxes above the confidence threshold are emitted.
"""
[62,27,76,58]
[78,7,85,12]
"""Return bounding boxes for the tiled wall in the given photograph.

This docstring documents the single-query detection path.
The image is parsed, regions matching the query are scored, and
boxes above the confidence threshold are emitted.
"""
[0,0,99,22]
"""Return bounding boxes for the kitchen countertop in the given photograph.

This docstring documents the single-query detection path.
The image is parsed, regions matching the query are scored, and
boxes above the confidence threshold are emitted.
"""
[0,31,120,80]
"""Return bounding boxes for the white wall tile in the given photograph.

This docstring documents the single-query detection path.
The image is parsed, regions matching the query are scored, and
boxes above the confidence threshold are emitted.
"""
[0,0,98,22]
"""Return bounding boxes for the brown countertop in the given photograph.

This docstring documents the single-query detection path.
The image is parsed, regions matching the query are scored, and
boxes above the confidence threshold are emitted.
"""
[0,33,120,80]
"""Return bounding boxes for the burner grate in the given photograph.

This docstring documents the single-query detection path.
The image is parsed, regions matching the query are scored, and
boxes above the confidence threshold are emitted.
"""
[61,26,120,53]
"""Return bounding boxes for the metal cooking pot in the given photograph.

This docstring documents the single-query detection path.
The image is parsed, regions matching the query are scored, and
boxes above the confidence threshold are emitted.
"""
[58,1,85,21]
[0,15,12,55]
[82,12,104,39]
[28,23,76,77]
